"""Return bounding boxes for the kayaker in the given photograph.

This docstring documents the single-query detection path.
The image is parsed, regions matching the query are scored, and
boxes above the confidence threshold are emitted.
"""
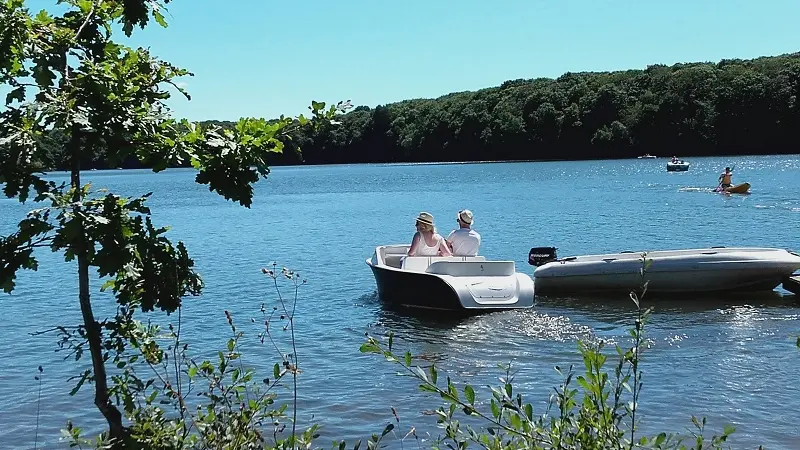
[718,167,733,188]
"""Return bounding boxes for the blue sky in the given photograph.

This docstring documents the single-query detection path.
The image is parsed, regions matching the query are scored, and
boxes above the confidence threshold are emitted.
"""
[22,0,800,121]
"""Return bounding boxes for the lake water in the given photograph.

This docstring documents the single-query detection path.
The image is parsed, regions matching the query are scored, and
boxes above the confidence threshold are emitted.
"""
[1,155,799,449]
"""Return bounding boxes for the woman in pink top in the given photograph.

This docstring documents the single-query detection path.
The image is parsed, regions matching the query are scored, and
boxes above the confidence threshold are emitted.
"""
[408,212,452,257]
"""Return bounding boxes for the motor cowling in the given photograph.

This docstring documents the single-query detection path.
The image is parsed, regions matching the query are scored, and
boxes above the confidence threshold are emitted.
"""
[528,247,558,266]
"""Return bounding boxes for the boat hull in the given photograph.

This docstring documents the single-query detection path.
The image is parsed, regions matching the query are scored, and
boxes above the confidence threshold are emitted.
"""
[533,247,800,296]
[368,262,463,310]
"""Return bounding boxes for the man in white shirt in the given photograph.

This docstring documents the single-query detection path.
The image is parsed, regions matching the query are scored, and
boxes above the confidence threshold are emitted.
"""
[446,209,481,256]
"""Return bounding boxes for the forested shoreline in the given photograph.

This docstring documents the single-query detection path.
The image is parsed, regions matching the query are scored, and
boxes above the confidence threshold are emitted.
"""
[40,52,800,169]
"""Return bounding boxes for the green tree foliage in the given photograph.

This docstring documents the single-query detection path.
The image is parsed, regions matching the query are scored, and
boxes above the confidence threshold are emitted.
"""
[0,0,347,445]
[38,53,800,168]
[226,54,800,165]
[48,255,738,449]
[294,54,800,164]
[29,54,800,169]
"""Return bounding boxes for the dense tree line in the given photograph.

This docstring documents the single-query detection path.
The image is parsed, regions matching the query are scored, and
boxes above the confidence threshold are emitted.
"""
[37,52,800,169]
[280,52,800,164]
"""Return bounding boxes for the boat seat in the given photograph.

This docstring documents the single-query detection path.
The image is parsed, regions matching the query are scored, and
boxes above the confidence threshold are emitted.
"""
[401,256,434,272]
[384,255,405,268]
[426,261,515,277]
[400,255,487,272]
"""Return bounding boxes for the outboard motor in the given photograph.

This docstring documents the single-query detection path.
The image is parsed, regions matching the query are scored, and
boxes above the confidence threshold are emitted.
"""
[528,247,558,266]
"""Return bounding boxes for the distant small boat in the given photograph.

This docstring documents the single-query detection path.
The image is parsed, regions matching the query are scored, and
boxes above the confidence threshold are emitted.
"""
[637,154,657,159]
[716,182,750,194]
[666,161,690,171]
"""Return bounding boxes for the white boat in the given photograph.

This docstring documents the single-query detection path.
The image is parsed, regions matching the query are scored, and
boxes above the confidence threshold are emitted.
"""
[366,245,534,311]
[666,161,690,171]
[529,247,800,296]
[637,154,657,159]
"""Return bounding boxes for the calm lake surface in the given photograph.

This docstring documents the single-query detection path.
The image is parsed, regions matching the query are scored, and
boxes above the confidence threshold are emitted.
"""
[1,155,799,449]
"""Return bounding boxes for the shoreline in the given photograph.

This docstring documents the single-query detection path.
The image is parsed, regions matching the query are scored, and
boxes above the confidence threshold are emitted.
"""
[32,152,800,174]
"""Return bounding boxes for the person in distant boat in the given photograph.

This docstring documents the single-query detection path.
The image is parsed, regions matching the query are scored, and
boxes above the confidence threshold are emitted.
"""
[671,156,679,164]
[446,209,482,256]
[718,167,733,188]
[408,212,452,257]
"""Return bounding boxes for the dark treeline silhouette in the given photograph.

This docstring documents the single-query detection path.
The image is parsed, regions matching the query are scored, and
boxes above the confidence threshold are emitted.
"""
[38,52,800,169]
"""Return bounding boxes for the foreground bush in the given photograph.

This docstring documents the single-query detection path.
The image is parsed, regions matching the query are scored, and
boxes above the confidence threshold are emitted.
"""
[51,260,735,450]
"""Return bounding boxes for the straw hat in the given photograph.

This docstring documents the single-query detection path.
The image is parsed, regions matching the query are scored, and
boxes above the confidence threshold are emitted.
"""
[415,212,434,226]
[458,209,473,225]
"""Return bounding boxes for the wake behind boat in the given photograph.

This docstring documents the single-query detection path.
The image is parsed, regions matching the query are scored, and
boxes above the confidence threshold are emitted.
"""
[366,245,534,311]
[529,246,800,296]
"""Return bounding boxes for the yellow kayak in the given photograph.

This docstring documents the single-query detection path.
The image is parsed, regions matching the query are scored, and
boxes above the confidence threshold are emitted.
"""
[717,182,750,194]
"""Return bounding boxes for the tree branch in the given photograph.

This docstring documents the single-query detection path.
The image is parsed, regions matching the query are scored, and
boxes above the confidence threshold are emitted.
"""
[69,123,127,444]
[64,0,102,85]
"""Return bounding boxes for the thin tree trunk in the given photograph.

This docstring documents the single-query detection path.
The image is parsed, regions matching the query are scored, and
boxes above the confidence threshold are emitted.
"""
[69,127,126,443]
